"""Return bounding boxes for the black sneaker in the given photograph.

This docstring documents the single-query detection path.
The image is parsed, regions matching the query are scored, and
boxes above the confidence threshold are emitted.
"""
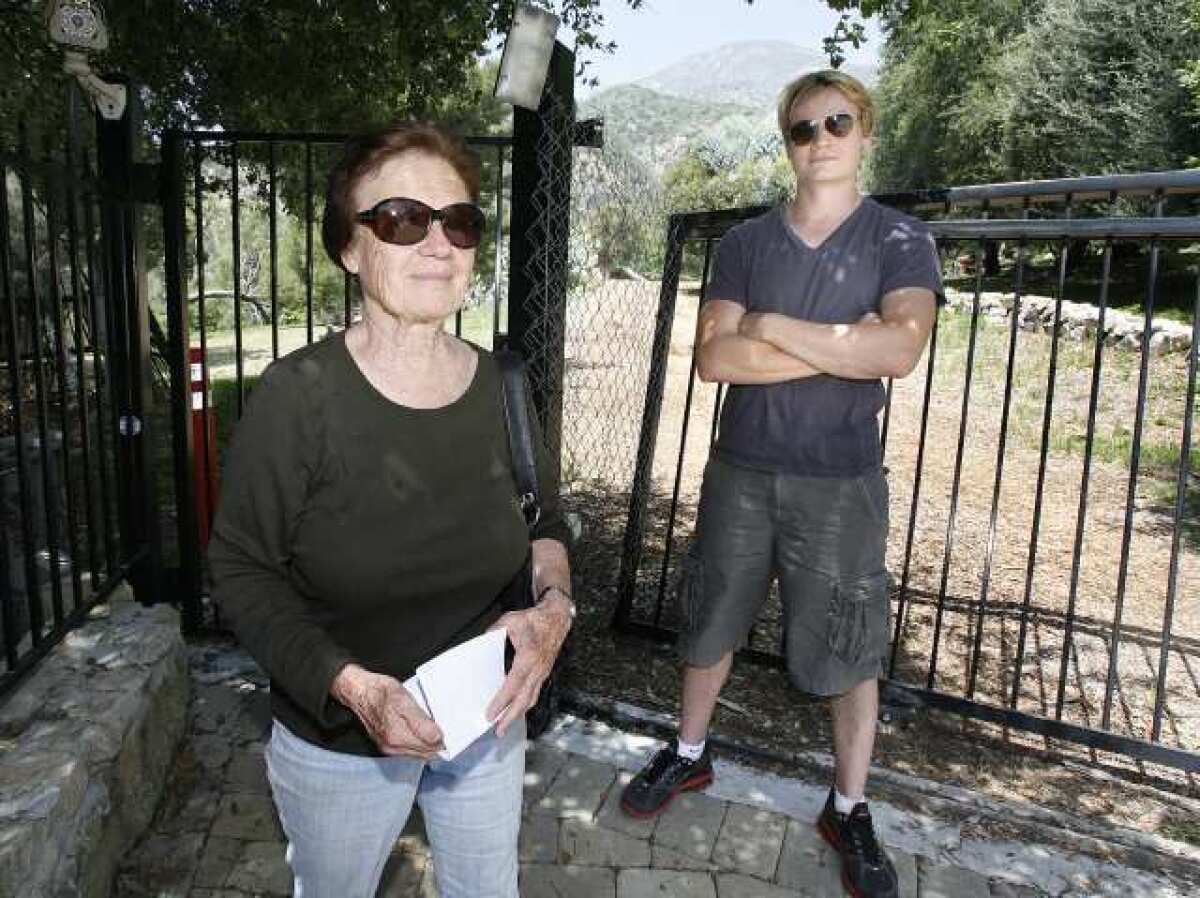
[816,789,899,898]
[619,739,714,819]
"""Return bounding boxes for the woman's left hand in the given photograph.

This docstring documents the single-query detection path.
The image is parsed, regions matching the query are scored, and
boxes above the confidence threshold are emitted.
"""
[487,594,573,737]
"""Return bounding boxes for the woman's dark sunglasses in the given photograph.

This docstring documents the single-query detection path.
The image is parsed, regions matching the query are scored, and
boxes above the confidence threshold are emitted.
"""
[788,112,856,146]
[355,197,486,249]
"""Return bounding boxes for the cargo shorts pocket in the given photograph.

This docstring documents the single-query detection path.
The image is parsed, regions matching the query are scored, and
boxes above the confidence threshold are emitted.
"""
[827,570,889,666]
[677,539,705,634]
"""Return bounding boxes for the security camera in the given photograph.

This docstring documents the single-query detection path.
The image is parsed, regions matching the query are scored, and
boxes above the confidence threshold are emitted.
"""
[45,0,126,120]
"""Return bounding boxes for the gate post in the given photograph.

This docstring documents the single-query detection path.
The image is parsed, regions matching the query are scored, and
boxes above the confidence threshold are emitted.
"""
[96,76,162,601]
[506,40,574,490]
[162,130,203,630]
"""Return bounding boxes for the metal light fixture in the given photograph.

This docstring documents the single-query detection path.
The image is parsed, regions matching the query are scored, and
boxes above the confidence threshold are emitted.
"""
[494,3,560,110]
[45,0,127,120]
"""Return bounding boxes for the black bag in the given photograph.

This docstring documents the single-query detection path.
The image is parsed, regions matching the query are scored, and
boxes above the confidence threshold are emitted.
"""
[496,348,563,739]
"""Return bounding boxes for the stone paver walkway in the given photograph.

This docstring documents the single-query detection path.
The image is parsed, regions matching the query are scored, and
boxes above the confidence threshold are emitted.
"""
[114,643,1185,897]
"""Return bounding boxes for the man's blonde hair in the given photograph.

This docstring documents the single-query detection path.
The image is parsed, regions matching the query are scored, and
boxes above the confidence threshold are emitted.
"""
[776,69,875,142]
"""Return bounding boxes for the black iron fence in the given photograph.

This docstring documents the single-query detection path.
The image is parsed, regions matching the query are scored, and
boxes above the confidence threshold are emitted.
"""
[0,87,157,698]
[614,171,1200,773]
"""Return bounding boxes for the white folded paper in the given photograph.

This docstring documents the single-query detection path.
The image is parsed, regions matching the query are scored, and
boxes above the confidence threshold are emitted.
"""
[403,628,508,761]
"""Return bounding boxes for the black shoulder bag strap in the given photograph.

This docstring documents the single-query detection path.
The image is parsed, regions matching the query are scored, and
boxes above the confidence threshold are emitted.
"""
[496,349,541,533]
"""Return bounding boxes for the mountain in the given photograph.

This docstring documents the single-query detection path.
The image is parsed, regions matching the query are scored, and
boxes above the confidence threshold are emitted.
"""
[579,41,879,176]
[579,84,758,174]
[633,40,878,111]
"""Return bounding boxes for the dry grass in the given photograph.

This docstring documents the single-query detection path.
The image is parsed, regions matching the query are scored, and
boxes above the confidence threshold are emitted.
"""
[554,277,1200,820]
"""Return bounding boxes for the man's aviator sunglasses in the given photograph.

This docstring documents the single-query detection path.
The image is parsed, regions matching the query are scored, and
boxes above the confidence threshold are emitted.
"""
[788,112,856,146]
[356,197,486,249]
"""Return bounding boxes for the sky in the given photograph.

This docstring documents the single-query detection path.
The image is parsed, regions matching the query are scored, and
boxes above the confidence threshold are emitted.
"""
[569,0,885,96]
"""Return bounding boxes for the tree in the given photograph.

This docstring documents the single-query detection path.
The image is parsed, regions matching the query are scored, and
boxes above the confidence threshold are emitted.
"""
[0,0,645,140]
[866,0,1200,190]
[1002,0,1199,180]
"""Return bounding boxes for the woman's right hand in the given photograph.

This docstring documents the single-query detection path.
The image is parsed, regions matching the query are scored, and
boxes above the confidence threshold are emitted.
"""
[330,663,444,759]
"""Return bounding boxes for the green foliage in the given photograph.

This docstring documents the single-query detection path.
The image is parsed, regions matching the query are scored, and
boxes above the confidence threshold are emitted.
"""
[0,1,641,139]
[867,0,1200,190]
[663,149,792,214]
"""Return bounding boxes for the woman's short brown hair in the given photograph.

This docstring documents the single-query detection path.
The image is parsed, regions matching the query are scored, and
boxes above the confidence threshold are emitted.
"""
[322,122,482,271]
[776,70,876,142]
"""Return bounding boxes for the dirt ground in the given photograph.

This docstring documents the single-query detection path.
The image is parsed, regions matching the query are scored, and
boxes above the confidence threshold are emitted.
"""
[553,276,1200,843]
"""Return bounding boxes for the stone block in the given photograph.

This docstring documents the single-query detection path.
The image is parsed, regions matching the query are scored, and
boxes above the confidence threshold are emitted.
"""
[210,794,284,842]
[524,742,569,807]
[379,847,428,897]
[522,862,617,898]
[223,747,269,794]
[559,818,651,867]
[774,817,843,896]
[918,857,992,898]
[520,813,560,863]
[894,848,918,898]
[193,835,242,888]
[595,771,657,841]
[652,843,718,872]
[651,792,727,864]
[532,755,618,821]
[618,868,716,898]
[716,872,796,898]
[112,830,203,897]
[990,880,1046,898]
[225,840,292,895]
[712,804,787,879]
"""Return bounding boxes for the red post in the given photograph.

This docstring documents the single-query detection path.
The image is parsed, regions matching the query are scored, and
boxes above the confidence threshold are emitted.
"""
[189,346,219,548]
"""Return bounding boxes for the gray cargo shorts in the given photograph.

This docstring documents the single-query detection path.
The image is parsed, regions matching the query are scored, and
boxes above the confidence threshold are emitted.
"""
[678,454,891,697]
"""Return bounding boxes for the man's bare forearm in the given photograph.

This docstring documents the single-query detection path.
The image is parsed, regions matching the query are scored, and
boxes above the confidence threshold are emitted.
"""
[696,333,822,384]
[742,312,926,380]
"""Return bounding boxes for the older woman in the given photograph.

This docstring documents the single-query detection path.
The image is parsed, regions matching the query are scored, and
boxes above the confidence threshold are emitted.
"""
[209,122,573,898]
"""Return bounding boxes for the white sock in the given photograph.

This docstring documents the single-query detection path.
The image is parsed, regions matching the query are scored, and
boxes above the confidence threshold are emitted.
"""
[675,737,706,761]
[834,789,864,815]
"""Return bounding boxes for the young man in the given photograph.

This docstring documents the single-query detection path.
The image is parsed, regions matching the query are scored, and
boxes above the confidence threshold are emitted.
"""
[620,70,942,898]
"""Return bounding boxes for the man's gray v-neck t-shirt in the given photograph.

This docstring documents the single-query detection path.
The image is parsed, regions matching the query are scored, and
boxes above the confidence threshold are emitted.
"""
[706,198,943,477]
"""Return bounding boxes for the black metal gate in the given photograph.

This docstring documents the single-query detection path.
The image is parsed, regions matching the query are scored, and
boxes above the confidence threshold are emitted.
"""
[615,171,1200,773]
[0,82,161,699]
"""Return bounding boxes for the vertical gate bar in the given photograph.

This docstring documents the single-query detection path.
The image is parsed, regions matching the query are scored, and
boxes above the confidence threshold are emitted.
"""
[0,160,45,649]
[653,239,714,627]
[938,240,1025,690]
[1001,235,1070,702]
[193,147,214,540]
[268,141,279,360]
[305,141,314,346]
[492,145,504,343]
[162,131,202,631]
[231,142,244,415]
[63,95,100,586]
[81,151,116,576]
[614,215,686,629]
[0,164,14,665]
[888,305,939,678]
[44,174,85,614]
[1103,194,1165,729]
[1055,237,1113,718]
[932,239,984,695]
[1150,266,1200,742]
[879,378,894,459]
[19,126,67,628]
[710,380,724,448]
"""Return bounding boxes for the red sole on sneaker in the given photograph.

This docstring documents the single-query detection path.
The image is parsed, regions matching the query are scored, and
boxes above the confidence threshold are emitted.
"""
[619,770,714,819]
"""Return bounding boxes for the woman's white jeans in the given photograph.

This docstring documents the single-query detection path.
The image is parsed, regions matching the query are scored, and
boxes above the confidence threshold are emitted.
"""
[265,718,526,897]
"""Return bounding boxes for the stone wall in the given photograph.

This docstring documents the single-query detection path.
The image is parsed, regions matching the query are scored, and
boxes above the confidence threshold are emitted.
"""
[0,596,188,898]
[944,287,1194,355]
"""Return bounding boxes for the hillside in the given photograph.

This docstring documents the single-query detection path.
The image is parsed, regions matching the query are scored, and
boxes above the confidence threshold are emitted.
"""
[580,41,878,176]
[634,40,878,109]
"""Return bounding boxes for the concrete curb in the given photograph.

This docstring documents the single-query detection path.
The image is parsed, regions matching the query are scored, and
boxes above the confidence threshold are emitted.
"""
[560,689,1200,890]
